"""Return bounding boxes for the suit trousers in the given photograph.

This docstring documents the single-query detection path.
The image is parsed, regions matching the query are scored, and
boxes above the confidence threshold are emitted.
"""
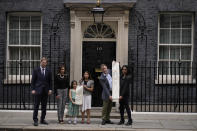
[102,99,112,121]
[33,91,48,122]
[119,98,132,122]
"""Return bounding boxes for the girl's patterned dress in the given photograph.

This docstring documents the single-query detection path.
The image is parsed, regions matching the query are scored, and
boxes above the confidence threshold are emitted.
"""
[67,89,79,117]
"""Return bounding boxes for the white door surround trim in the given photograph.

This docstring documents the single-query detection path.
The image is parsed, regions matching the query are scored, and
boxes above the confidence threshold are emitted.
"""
[69,8,130,82]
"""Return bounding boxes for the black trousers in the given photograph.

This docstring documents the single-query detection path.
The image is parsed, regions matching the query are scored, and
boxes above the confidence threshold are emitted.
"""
[119,98,132,122]
[33,91,48,122]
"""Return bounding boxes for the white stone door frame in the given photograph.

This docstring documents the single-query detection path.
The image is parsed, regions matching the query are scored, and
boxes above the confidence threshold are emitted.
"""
[70,10,129,82]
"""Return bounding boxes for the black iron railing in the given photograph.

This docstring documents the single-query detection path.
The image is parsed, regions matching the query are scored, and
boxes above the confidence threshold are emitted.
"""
[0,60,63,110]
[130,61,197,112]
[0,60,196,112]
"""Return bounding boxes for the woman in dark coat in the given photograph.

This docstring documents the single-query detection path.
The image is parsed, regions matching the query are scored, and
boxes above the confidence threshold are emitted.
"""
[118,65,133,126]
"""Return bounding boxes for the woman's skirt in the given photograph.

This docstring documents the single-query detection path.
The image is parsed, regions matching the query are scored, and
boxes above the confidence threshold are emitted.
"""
[81,95,92,112]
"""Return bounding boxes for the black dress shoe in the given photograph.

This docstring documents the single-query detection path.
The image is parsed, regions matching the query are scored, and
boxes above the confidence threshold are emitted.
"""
[101,120,106,125]
[59,120,64,124]
[125,121,132,126]
[40,120,48,125]
[106,120,114,124]
[34,121,38,126]
[117,121,124,125]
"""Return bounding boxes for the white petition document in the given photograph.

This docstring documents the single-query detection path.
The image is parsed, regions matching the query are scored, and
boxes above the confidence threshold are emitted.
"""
[75,85,83,105]
[112,61,120,102]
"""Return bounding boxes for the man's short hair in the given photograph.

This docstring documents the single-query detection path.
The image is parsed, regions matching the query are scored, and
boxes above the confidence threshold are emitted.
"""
[100,64,107,69]
[40,57,48,62]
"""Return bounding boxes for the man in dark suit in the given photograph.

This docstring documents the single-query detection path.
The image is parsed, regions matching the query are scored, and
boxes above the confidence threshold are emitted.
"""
[99,64,114,125]
[31,57,52,126]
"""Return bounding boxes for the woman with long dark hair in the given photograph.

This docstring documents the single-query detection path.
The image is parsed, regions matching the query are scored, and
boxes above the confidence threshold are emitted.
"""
[54,65,69,124]
[118,65,133,126]
[79,71,94,124]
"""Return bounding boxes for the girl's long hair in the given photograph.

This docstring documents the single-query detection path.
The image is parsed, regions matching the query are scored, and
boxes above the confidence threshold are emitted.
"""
[70,80,77,89]
[82,71,92,81]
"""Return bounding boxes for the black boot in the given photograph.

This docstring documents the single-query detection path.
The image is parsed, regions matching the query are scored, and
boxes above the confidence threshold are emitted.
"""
[117,120,125,125]
[125,119,132,126]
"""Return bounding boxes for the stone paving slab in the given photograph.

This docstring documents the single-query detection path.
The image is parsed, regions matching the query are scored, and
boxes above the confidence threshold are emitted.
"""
[0,111,197,131]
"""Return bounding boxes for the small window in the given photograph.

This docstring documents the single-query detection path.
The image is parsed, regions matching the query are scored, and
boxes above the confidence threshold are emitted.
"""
[7,13,42,76]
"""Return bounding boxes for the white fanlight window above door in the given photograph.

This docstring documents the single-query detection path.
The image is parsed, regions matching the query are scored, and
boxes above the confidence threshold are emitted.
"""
[84,23,116,39]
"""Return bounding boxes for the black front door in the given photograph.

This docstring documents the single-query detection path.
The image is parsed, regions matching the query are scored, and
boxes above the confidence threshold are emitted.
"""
[82,41,116,107]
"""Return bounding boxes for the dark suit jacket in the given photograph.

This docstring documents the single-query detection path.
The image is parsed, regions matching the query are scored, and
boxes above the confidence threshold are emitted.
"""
[31,67,52,94]
[119,74,131,99]
[99,69,112,100]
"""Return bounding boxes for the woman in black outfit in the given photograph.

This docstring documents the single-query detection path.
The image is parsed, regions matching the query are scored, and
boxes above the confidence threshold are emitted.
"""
[118,65,133,126]
[54,65,69,124]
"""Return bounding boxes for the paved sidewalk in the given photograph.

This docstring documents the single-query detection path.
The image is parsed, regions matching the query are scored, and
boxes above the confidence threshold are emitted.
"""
[0,110,197,131]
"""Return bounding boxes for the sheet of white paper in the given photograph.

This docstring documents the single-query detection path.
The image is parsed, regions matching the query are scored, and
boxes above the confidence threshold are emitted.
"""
[112,61,120,102]
[75,85,83,105]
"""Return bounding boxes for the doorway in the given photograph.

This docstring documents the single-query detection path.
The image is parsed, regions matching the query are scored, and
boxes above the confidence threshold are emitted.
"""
[82,41,116,106]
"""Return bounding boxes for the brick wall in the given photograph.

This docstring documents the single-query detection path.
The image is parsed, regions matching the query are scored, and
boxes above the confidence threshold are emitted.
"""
[128,0,197,64]
[0,0,196,109]
[128,0,197,105]
[0,0,70,68]
[0,0,70,105]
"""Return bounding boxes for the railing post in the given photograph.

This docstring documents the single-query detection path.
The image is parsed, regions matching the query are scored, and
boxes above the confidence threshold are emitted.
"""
[2,61,5,109]
[130,63,134,111]
[153,61,156,112]
[19,59,22,110]
[178,61,181,112]
[196,62,197,112]
[148,61,151,112]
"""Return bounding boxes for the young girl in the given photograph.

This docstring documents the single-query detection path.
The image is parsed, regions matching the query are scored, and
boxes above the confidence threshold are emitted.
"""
[67,80,79,124]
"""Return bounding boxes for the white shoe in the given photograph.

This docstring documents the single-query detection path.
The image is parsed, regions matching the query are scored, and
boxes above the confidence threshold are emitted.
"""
[73,120,77,125]
[68,120,72,124]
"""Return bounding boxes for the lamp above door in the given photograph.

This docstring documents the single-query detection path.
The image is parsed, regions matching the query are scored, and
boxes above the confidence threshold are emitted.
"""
[91,0,105,24]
